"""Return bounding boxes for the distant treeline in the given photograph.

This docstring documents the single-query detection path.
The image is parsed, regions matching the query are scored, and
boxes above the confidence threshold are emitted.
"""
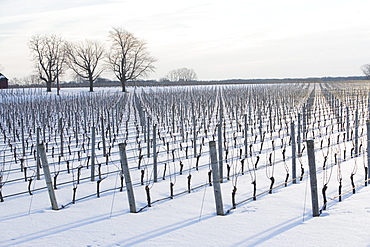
[99,76,368,87]
[9,76,368,88]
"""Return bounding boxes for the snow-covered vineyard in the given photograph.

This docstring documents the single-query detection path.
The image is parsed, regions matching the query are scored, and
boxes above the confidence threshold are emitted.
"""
[1,83,370,246]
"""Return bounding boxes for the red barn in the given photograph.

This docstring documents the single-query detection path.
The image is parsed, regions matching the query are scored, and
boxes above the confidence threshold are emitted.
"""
[0,73,8,88]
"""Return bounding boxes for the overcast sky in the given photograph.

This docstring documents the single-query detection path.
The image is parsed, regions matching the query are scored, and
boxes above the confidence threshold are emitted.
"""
[1,0,370,81]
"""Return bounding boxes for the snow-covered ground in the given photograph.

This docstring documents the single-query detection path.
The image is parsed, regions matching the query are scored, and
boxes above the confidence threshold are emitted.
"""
[1,84,370,247]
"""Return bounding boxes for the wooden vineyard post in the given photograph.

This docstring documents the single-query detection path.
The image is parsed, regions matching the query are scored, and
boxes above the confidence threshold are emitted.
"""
[119,143,137,213]
[75,111,79,146]
[291,122,297,184]
[192,102,197,158]
[346,107,350,142]
[354,110,359,157]
[142,110,146,143]
[172,104,175,133]
[180,106,185,142]
[139,108,146,137]
[297,113,302,157]
[59,117,63,157]
[107,111,112,143]
[91,126,96,181]
[306,140,319,217]
[147,116,150,158]
[368,93,370,119]
[217,124,223,183]
[340,102,344,131]
[367,120,370,182]
[101,116,106,157]
[37,143,58,210]
[209,141,224,216]
[42,114,46,143]
[244,114,248,158]
[83,108,87,134]
[258,109,263,144]
[269,103,272,133]
[302,107,307,141]
[36,127,41,180]
[21,118,25,157]
[153,124,158,183]
[12,117,16,143]
[203,106,207,135]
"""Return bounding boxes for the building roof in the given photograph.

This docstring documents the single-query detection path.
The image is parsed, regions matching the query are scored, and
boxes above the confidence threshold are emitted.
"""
[0,73,8,80]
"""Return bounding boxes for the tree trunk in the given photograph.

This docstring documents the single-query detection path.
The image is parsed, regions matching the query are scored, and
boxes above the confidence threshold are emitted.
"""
[89,77,94,92]
[46,81,52,92]
[88,73,94,92]
[121,78,127,92]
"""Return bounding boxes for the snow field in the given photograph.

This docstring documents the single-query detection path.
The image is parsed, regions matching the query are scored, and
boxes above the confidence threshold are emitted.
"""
[1,83,370,246]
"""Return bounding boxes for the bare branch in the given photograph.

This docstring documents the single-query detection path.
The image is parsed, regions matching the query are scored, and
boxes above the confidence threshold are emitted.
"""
[166,68,198,82]
[107,27,157,92]
[65,40,106,92]
[28,34,66,92]
[361,64,370,79]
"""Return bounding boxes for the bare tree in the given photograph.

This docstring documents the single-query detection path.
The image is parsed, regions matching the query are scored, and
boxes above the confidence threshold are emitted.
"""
[65,40,105,92]
[166,68,197,82]
[107,27,157,92]
[361,64,370,79]
[28,34,65,92]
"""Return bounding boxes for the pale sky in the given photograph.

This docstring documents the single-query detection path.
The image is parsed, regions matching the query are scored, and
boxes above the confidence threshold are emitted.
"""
[1,0,370,81]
